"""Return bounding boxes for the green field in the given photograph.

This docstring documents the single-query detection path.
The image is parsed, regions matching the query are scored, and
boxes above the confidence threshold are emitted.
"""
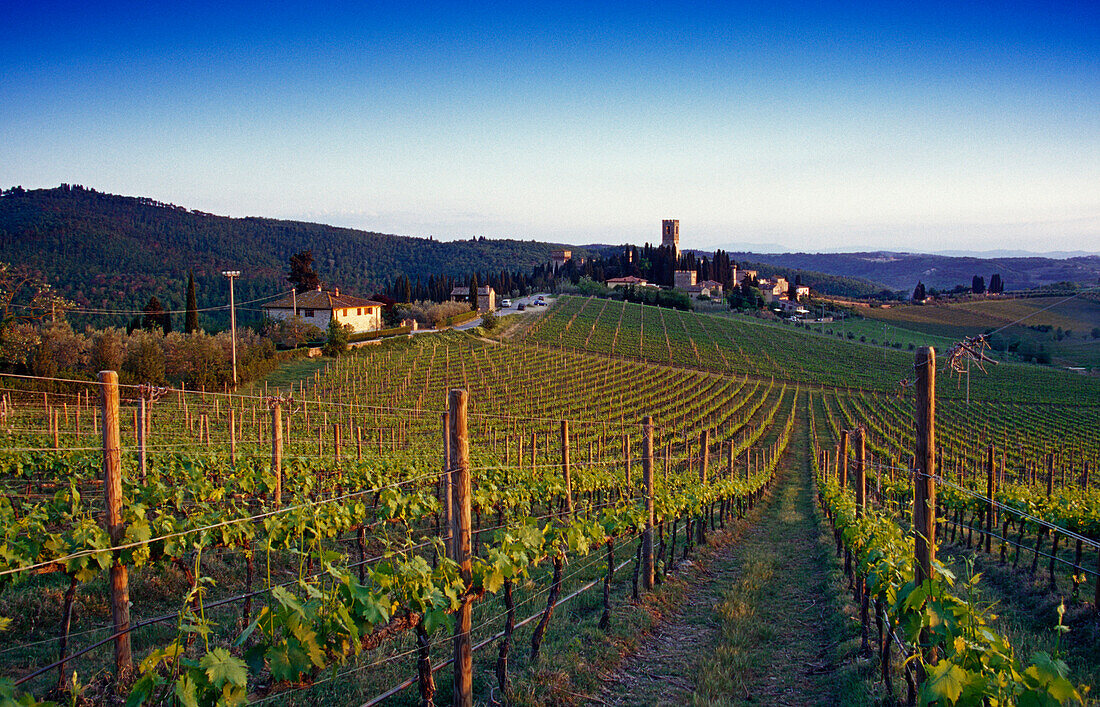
[522,295,1100,404]
[857,295,1100,370]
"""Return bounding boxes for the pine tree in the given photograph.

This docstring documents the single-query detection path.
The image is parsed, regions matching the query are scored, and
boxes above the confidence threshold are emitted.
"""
[287,250,321,293]
[185,271,199,333]
[469,273,480,311]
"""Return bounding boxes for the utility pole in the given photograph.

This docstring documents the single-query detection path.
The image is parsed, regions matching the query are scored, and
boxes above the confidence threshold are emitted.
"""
[292,288,297,317]
[222,270,241,387]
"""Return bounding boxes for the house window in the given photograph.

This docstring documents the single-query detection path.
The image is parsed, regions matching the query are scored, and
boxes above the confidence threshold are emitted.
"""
[357,308,362,316]
[304,309,314,318]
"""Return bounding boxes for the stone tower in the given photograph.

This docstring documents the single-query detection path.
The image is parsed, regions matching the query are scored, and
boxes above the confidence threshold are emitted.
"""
[662,219,679,255]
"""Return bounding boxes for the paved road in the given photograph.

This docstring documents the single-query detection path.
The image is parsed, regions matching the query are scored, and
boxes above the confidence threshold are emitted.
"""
[452,292,555,331]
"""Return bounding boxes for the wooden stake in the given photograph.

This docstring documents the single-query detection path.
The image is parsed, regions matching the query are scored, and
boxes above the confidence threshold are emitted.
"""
[449,390,472,707]
[272,404,283,508]
[642,416,655,591]
[229,408,237,466]
[840,429,850,489]
[855,428,866,515]
[913,347,936,589]
[138,397,147,480]
[986,445,996,554]
[98,371,131,675]
[561,420,573,515]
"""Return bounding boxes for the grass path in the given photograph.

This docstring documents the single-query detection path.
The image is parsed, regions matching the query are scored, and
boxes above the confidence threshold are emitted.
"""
[599,408,862,706]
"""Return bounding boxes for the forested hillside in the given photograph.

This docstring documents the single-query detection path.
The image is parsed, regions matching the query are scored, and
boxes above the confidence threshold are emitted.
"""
[0,185,576,326]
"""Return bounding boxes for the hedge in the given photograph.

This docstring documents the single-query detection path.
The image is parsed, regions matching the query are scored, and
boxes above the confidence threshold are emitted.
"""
[348,325,412,343]
[444,311,480,327]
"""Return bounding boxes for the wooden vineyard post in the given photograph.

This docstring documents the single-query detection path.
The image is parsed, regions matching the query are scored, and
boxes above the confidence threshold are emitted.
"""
[442,411,452,558]
[333,423,341,462]
[642,416,655,591]
[138,396,147,480]
[449,390,472,707]
[986,445,996,554]
[356,426,362,461]
[1046,453,1055,497]
[913,347,936,682]
[561,420,573,515]
[840,429,849,489]
[229,408,237,466]
[697,429,709,545]
[271,403,283,508]
[855,428,866,517]
[855,427,869,655]
[623,434,631,490]
[98,371,132,676]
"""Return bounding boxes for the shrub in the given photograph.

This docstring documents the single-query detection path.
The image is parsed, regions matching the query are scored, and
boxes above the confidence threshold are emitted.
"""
[322,319,352,357]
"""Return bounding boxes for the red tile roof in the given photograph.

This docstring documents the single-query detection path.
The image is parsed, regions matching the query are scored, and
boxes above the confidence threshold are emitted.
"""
[263,289,383,310]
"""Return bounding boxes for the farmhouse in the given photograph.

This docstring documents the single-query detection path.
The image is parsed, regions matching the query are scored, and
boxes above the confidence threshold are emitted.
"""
[605,275,657,289]
[262,286,384,333]
[450,285,497,313]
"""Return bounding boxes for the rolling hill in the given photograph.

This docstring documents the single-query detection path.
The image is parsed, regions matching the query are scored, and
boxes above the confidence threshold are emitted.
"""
[0,184,577,327]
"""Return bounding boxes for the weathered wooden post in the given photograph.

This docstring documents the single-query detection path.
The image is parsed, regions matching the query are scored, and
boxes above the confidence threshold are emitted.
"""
[623,434,631,489]
[855,427,869,655]
[642,416,655,591]
[697,429,709,544]
[855,428,866,517]
[561,420,573,515]
[840,429,850,489]
[99,371,131,676]
[333,423,341,462]
[985,445,996,554]
[138,396,147,480]
[229,408,237,466]
[914,348,936,681]
[271,403,283,508]
[449,390,472,707]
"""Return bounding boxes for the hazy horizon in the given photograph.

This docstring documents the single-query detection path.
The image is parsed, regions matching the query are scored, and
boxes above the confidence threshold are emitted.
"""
[4,2,1098,253]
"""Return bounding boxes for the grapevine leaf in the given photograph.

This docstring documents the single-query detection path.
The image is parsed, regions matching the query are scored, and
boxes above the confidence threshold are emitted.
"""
[201,648,248,689]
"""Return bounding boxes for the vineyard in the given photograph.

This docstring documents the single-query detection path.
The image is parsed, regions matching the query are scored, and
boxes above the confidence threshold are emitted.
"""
[520,295,1100,404]
[0,331,794,705]
[0,296,1097,706]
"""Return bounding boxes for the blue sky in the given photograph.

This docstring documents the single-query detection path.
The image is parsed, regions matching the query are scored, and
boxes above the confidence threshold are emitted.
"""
[2,1,1098,252]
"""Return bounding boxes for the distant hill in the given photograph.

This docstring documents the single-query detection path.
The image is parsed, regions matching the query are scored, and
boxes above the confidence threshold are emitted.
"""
[726,251,1100,292]
[0,185,575,327]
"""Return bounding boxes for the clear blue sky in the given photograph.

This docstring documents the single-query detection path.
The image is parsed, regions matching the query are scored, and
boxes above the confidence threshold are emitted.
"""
[2,1,1098,252]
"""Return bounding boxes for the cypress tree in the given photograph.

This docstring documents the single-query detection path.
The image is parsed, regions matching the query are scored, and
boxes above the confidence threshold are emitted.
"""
[469,273,480,311]
[185,270,199,333]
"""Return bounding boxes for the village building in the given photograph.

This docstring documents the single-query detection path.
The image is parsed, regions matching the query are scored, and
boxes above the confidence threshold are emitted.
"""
[605,275,657,289]
[684,284,712,298]
[450,285,497,313]
[262,286,383,333]
[673,270,697,289]
[757,277,789,303]
[549,250,572,269]
[698,279,724,296]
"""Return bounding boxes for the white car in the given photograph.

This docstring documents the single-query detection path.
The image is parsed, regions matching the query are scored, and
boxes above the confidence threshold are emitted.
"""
[501,298,512,308]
